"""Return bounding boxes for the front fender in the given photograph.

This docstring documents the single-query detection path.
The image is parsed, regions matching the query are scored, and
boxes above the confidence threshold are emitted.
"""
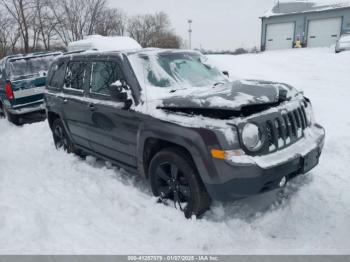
[136,119,224,184]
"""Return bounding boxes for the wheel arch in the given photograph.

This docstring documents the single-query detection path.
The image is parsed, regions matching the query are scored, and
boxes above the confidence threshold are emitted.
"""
[137,126,218,185]
[47,111,61,130]
[142,138,196,178]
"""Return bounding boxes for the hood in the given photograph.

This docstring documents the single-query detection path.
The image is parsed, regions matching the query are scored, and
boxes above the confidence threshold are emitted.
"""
[159,79,299,111]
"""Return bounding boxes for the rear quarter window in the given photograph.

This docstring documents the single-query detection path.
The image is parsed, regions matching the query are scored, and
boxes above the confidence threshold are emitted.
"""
[64,62,88,91]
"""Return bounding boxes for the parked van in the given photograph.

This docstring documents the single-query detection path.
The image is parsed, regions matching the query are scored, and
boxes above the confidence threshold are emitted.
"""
[0,51,61,124]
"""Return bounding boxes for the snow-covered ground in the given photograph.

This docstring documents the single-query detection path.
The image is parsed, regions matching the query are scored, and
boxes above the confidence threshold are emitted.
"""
[1,48,350,254]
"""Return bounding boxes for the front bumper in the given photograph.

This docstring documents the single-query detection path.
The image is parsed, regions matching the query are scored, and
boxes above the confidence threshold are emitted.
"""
[7,100,45,115]
[205,123,325,201]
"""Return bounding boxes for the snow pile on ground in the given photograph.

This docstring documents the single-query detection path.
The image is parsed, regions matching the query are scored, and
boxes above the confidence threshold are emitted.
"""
[1,48,350,254]
[67,35,142,52]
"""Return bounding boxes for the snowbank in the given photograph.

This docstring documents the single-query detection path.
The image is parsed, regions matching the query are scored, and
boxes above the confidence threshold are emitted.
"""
[1,48,350,254]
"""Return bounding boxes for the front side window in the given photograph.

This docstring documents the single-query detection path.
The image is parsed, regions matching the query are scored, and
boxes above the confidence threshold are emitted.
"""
[65,62,87,91]
[90,62,123,96]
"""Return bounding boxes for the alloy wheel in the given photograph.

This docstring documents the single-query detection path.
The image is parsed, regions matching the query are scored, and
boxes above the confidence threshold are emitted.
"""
[155,162,191,211]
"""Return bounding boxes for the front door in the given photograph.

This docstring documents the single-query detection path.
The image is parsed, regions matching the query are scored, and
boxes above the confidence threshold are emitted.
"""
[86,59,139,170]
[61,61,91,149]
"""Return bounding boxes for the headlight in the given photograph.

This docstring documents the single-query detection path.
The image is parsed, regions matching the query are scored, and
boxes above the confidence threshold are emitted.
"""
[241,123,263,151]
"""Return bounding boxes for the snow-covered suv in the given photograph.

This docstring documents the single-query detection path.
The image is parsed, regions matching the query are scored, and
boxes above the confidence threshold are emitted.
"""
[44,49,325,218]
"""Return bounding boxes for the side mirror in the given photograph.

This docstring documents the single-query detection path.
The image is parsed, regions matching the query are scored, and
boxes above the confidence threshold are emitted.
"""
[108,80,132,109]
[222,71,229,78]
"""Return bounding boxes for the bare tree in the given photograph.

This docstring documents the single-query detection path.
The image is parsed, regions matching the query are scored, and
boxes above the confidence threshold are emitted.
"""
[47,0,107,46]
[0,11,21,56]
[127,12,182,48]
[1,0,35,53]
[33,0,57,50]
[0,1,182,55]
[95,8,126,36]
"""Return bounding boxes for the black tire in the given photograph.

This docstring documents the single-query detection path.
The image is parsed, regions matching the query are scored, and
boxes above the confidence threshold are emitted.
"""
[52,118,75,153]
[3,106,20,125]
[149,147,211,218]
[0,103,4,118]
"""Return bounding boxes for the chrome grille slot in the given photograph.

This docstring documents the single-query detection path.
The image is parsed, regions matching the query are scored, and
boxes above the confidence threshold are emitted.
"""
[254,103,310,155]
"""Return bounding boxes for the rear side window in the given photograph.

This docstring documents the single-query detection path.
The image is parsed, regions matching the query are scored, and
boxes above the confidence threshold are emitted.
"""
[48,61,66,89]
[90,62,123,96]
[64,62,87,91]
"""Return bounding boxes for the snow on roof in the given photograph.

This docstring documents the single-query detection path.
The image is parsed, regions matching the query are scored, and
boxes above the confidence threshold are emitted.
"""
[262,0,350,18]
[67,35,142,52]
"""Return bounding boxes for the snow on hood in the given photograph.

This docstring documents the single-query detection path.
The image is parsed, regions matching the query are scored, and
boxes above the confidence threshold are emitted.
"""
[263,0,350,18]
[67,35,142,52]
[157,79,299,111]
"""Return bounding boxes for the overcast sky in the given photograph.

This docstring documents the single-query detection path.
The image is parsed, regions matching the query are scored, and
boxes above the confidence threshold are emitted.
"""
[108,0,275,50]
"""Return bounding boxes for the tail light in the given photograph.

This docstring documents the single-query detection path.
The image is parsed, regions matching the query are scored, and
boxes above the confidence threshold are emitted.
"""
[5,82,14,100]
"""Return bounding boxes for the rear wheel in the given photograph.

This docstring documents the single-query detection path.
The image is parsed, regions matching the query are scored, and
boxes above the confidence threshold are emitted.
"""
[3,106,20,125]
[52,118,75,153]
[149,147,211,218]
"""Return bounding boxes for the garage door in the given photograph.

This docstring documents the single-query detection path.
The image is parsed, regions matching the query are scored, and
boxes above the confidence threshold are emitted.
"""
[307,17,342,47]
[266,23,295,50]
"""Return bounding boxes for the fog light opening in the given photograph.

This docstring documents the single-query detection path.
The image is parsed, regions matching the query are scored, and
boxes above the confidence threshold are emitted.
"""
[279,176,287,187]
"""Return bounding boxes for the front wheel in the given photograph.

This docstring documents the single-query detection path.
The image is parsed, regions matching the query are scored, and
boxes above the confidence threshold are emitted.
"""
[52,118,75,153]
[149,147,211,218]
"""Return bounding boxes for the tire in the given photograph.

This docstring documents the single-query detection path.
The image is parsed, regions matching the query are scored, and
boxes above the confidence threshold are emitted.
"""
[3,106,20,125]
[52,118,75,153]
[149,147,211,218]
[0,103,4,118]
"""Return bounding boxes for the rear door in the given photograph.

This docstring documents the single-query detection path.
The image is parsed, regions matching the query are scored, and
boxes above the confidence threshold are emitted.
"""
[85,58,139,171]
[266,22,295,50]
[61,61,91,149]
[307,17,342,47]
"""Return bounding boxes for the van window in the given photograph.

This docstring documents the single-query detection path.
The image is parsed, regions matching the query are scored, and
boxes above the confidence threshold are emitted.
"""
[48,61,66,89]
[8,55,57,80]
[90,62,123,95]
[65,62,87,91]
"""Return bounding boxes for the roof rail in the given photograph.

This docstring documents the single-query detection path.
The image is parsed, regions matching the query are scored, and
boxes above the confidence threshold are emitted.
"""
[63,49,97,55]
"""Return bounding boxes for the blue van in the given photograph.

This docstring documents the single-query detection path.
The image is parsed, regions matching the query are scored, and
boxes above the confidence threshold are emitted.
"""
[0,52,61,124]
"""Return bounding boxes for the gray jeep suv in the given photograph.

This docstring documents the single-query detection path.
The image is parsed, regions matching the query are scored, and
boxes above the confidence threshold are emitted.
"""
[44,49,325,218]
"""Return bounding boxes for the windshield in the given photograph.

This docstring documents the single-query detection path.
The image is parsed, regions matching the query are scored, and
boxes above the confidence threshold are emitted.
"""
[9,55,57,80]
[128,51,228,89]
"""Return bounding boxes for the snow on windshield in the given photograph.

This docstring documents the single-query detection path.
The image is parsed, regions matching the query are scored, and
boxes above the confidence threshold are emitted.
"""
[128,51,228,91]
[9,55,57,80]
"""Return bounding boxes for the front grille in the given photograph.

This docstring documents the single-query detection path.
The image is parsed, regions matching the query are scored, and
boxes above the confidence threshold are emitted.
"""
[262,104,309,153]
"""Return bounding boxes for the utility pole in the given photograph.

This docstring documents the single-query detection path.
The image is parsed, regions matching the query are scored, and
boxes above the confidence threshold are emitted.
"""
[188,19,193,49]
